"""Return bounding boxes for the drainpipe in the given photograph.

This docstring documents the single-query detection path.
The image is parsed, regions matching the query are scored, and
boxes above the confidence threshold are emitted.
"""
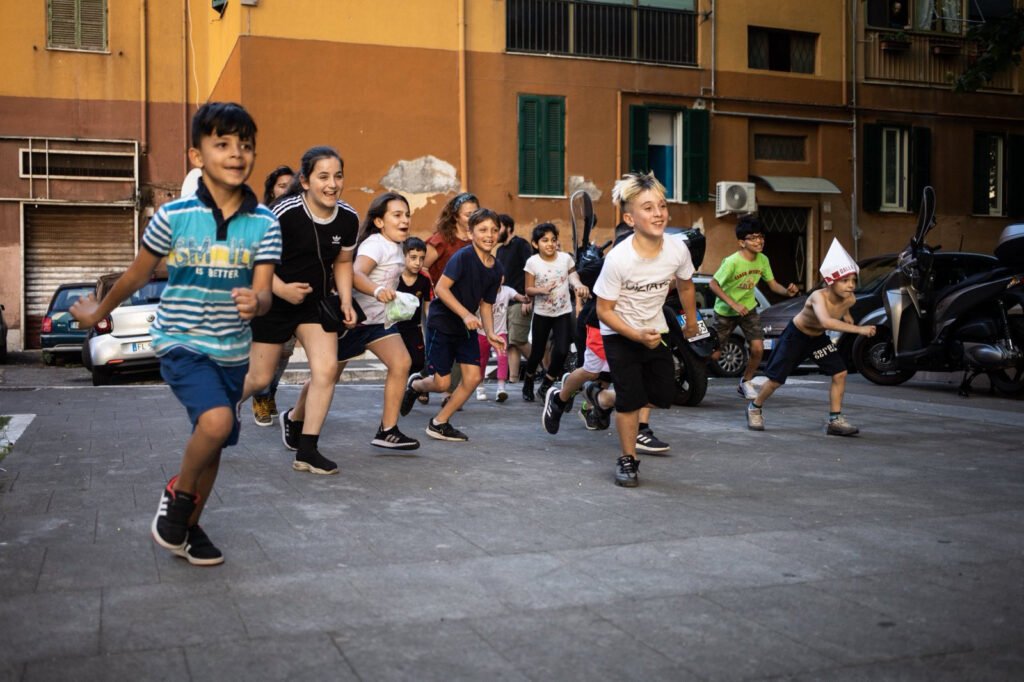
[139,0,148,156]
[850,0,860,260]
[457,0,468,191]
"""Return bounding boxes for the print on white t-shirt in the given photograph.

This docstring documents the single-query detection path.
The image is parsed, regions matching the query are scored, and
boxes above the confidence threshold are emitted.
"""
[524,251,574,317]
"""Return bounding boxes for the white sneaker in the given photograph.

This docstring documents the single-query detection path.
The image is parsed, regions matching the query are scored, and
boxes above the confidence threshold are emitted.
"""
[746,404,765,431]
[475,387,488,401]
[738,379,759,400]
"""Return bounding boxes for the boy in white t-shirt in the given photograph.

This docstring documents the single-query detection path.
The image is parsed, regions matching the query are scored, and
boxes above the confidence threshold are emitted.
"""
[593,172,699,488]
[476,278,529,401]
[521,222,589,401]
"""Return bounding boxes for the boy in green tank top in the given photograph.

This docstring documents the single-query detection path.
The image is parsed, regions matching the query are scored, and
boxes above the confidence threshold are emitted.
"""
[710,216,799,400]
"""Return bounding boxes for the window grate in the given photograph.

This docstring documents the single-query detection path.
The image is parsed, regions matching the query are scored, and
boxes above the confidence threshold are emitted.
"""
[21,150,134,180]
[507,0,697,67]
[754,134,807,161]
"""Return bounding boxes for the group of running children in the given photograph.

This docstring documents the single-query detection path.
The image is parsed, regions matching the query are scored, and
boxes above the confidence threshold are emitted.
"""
[69,102,877,567]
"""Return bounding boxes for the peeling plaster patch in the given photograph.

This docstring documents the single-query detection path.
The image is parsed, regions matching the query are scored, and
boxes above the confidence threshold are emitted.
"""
[358,187,375,194]
[398,192,440,214]
[382,156,461,195]
[568,176,602,202]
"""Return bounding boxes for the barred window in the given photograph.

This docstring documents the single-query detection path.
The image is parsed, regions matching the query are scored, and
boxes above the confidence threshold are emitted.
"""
[754,135,807,161]
[748,27,817,74]
[48,0,107,52]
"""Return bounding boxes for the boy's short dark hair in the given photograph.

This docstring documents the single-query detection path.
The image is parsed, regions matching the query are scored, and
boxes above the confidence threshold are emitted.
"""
[531,222,558,244]
[403,236,427,255]
[498,214,515,231]
[468,208,500,230]
[191,102,257,149]
[736,215,763,240]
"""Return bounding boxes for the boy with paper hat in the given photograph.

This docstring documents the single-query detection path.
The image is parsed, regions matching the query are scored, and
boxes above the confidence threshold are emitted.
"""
[746,238,876,436]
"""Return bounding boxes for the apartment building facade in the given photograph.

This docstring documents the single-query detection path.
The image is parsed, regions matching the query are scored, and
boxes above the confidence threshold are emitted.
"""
[2,0,1021,350]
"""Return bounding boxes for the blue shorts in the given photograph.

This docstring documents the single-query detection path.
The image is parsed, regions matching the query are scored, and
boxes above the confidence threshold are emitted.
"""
[159,347,248,447]
[764,321,847,385]
[424,327,480,378]
[337,324,399,362]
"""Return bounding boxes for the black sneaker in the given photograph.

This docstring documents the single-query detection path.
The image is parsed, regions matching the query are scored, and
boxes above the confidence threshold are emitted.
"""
[615,455,640,488]
[174,524,224,566]
[425,419,468,442]
[635,428,670,455]
[281,408,302,451]
[579,403,602,431]
[537,374,554,400]
[293,449,339,475]
[151,476,197,551]
[522,373,536,402]
[401,373,423,416]
[542,386,566,435]
[372,424,421,450]
[584,381,611,430]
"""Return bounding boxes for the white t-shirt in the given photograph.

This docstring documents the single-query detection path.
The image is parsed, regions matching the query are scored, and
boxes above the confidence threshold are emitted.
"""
[353,233,406,325]
[524,251,575,317]
[478,285,519,337]
[593,234,695,335]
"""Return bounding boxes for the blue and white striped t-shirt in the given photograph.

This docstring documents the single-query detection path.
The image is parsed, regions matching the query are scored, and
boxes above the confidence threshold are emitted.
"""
[142,181,282,365]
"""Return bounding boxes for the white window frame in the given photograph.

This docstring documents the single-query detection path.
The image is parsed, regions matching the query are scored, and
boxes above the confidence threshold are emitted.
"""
[881,126,910,211]
[647,109,685,202]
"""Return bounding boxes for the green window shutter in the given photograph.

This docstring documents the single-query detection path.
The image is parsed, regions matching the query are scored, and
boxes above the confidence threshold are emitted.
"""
[683,107,709,202]
[628,105,649,173]
[79,0,107,51]
[972,134,990,215]
[862,123,882,212]
[909,127,931,212]
[1007,135,1024,218]
[543,97,566,195]
[518,96,540,195]
[49,0,78,48]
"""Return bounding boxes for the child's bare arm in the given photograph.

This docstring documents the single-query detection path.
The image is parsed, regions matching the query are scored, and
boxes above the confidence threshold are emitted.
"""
[70,250,162,327]
[709,277,748,315]
[333,249,357,326]
[524,271,547,297]
[480,301,506,351]
[675,277,700,339]
[596,297,661,348]
[809,292,875,336]
[568,268,589,301]
[766,278,799,297]
[435,275,480,330]
[232,262,274,320]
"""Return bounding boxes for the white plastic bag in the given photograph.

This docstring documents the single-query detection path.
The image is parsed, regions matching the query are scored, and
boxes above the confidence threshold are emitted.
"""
[383,291,420,329]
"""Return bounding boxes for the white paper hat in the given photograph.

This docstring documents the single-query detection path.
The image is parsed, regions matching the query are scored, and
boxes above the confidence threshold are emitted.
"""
[820,238,859,284]
[180,168,202,197]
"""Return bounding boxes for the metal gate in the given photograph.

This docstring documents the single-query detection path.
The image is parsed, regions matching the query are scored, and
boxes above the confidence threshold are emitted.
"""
[759,206,809,302]
[23,205,136,348]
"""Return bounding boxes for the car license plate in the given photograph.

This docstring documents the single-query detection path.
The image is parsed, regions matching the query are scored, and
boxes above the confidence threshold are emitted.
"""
[68,320,79,330]
[763,338,774,350]
[677,312,711,341]
[128,341,152,353]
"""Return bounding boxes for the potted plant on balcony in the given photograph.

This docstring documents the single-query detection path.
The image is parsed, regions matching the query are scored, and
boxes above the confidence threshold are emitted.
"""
[929,37,962,56]
[879,31,912,52]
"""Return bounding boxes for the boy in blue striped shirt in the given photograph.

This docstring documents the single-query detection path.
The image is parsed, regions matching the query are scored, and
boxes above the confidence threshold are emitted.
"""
[72,102,281,566]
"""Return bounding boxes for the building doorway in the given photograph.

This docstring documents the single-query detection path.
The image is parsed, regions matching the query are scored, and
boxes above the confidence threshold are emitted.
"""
[758,206,809,303]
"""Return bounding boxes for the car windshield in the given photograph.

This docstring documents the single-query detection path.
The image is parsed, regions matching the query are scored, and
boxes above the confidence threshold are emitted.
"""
[854,257,898,293]
[51,287,92,312]
[123,280,167,307]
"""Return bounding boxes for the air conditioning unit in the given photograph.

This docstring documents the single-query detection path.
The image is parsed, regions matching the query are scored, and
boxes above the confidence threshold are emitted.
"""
[715,181,756,217]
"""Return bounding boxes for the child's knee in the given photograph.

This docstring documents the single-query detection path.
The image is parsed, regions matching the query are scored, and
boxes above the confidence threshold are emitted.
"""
[832,370,848,382]
[198,406,235,440]
[433,374,451,392]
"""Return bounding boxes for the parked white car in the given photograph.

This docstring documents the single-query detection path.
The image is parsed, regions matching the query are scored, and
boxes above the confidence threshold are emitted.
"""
[81,273,167,386]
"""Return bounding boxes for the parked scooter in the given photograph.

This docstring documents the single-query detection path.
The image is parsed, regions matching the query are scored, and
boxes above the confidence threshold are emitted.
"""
[568,190,714,406]
[853,187,1024,396]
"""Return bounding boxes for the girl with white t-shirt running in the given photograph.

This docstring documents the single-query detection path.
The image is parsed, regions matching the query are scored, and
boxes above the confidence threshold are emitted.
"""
[521,223,589,402]
[475,278,529,402]
[290,192,419,450]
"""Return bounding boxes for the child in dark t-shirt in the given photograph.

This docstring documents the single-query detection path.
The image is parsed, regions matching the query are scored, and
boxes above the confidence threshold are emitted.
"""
[400,209,505,442]
[396,237,433,376]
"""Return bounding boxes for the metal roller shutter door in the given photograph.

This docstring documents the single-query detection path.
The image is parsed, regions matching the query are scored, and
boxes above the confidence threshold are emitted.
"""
[24,205,136,348]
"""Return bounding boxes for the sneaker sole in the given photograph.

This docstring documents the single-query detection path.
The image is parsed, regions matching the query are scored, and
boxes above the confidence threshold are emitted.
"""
[614,477,639,488]
[541,388,562,435]
[636,445,670,455]
[292,461,339,475]
[579,412,599,431]
[151,514,186,552]
[747,424,765,431]
[371,437,421,450]
[253,417,274,427]
[172,546,225,566]
[425,427,468,442]
[826,428,859,436]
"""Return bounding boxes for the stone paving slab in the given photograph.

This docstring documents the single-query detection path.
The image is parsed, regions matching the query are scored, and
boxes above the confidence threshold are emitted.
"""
[0,371,1022,680]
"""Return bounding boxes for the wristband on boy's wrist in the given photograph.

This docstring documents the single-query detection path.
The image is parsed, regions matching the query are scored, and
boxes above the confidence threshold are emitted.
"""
[373,285,385,299]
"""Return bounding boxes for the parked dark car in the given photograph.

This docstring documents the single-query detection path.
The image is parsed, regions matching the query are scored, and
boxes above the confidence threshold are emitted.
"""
[40,282,95,365]
[0,303,8,363]
[760,252,998,369]
[81,273,167,385]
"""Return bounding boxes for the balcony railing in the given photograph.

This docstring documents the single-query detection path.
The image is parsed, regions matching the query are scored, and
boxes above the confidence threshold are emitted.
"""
[506,0,697,67]
[864,30,1015,91]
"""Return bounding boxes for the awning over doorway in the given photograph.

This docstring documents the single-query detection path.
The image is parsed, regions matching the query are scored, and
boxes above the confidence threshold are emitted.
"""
[751,175,841,194]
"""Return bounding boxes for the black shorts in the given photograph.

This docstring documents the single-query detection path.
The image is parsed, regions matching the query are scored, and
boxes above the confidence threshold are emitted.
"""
[763,321,847,385]
[250,297,320,344]
[602,333,675,413]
